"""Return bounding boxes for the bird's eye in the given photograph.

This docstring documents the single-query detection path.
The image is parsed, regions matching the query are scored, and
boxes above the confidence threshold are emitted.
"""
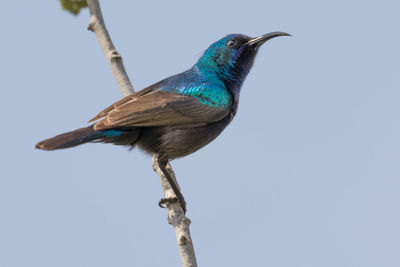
[226,39,237,48]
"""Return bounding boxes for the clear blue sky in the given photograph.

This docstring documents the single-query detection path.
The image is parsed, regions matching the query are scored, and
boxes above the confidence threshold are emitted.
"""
[1,1,399,266]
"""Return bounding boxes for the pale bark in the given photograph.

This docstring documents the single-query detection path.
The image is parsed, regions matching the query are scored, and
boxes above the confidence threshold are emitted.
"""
[87,0,134,97]
[152,156,198,267]
[85,1,197,266]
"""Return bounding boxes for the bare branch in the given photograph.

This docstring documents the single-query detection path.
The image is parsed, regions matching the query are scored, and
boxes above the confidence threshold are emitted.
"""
[86,0,134,96]
[152,156,198,267]
[85,1,198,266]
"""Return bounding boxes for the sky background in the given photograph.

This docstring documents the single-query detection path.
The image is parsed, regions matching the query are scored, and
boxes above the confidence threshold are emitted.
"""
[1,1,399,266]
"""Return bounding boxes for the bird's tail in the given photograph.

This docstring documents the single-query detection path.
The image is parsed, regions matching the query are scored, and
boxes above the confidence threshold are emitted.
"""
[35,125,140,151]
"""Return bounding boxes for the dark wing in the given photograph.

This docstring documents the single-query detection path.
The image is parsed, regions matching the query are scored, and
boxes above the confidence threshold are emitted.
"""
[89,82,160,123]
[92,89,230,130]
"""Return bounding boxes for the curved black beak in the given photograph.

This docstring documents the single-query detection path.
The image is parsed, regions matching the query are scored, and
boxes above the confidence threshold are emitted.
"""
[246,31,291,47]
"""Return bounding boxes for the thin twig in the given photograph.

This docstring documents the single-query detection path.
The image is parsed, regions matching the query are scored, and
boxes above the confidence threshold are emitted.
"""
[85,1,197,266]
[86,0,134,97]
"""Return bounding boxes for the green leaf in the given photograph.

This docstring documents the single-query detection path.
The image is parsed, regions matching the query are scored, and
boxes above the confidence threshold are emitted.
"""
[59,0,88,16]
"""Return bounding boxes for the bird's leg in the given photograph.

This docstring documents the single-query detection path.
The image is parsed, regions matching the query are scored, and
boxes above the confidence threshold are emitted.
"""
[158,160,187,214]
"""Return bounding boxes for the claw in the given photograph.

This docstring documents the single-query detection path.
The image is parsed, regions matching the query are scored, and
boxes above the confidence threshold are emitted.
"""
[158,197,187,214]
[158,197,179,208]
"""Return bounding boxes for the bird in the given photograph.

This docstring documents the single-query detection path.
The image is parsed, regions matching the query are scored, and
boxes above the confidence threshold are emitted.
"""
[36,32,290,213]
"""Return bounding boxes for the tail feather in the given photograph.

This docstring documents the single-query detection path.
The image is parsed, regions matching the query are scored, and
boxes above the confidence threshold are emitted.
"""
[36,125,141,151]
[35,126,100,151]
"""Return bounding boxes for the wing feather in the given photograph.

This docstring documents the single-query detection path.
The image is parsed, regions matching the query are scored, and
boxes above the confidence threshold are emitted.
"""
[93,90,230,130]
[88,82,161,123]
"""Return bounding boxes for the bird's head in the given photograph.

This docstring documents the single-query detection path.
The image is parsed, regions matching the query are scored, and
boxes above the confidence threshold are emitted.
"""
[195,32,290,92]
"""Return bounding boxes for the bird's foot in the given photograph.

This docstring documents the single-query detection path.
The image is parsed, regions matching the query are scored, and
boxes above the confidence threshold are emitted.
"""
[158,197,187,214]
[158,197,178,207]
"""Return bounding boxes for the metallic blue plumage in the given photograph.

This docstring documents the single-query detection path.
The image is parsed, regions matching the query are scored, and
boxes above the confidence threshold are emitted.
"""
[102,129,124,137]
[159,69,232,108]
[150,34,257,112]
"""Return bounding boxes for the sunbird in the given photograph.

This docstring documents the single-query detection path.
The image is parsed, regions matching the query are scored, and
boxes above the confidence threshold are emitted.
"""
[36,32,290,213]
